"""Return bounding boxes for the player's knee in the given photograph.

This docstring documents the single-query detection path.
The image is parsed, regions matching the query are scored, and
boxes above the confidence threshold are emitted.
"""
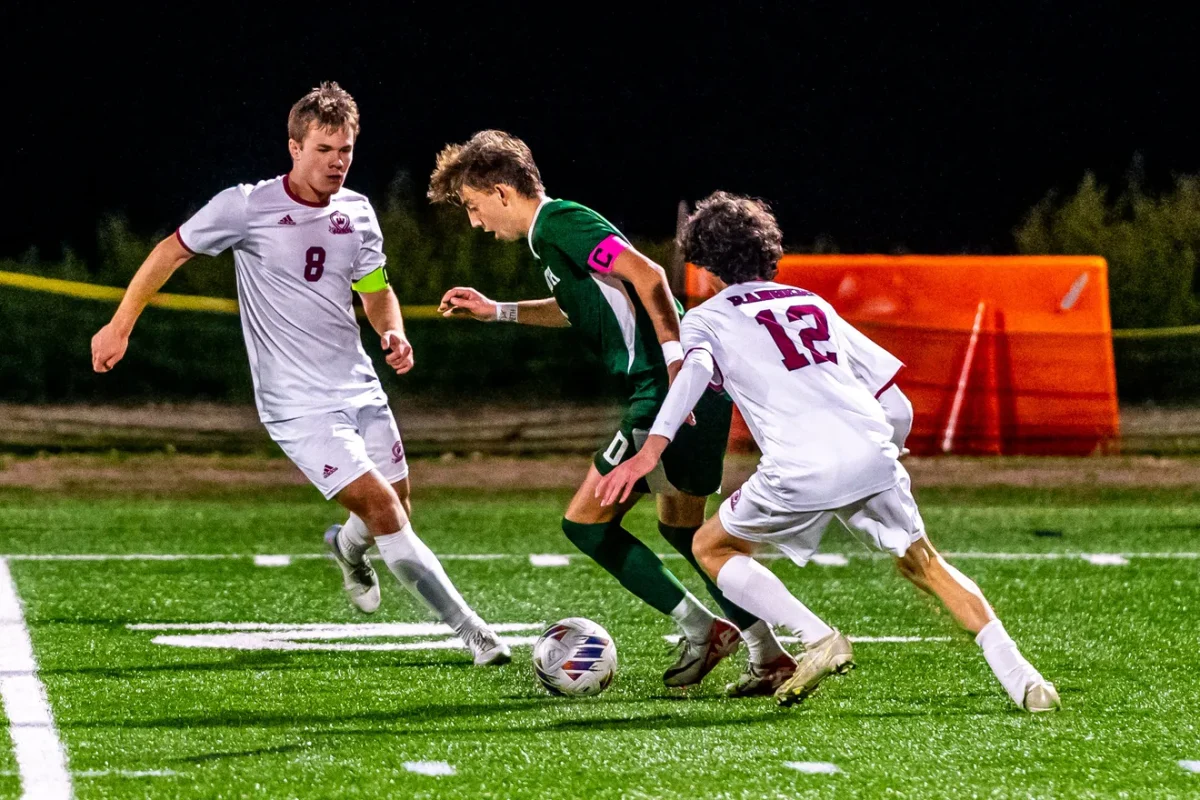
[692,525,726,575]
[360,491,405,535]
[562,518,607,556]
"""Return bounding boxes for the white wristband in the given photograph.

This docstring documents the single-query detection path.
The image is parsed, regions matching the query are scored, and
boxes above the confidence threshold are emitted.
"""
[496,303,519,323]
[661,340,684,366]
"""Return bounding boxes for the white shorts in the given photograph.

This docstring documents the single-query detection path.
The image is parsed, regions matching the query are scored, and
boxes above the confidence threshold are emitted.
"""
[264,402,409,500]
[718,462,924,566]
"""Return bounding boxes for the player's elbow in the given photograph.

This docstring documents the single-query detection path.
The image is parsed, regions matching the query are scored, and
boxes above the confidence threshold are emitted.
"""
[879,385,913,450]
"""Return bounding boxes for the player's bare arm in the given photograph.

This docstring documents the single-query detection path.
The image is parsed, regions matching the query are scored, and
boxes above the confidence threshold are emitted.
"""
[608,249,682,349]
[438,287,571,328]
[360,286,414,375]
[91,233,194,372]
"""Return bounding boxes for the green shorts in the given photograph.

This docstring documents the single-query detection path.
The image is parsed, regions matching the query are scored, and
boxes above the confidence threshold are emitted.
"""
[593,388,733,498]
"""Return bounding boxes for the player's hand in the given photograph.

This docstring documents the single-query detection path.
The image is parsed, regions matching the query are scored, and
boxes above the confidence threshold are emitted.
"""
[381,331,414,374]
[595,451,657,507]
[438,287,497,321]
[665,359,697,427]
[91,323,129,373]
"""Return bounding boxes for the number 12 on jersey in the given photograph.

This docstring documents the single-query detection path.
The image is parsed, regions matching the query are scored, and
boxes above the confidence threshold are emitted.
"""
[755,304,838,371]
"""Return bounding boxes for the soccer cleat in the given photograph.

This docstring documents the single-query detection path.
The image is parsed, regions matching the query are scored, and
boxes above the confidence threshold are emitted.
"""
[774,629,855,707]
[461,624,512,667]
[663,618,742,687]
[726,653,798,697]
[1022,679,1062,712]
[324,524,381,614]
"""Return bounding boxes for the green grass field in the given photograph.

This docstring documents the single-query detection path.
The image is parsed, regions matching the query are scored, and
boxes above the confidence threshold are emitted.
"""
[2,478,1199,798]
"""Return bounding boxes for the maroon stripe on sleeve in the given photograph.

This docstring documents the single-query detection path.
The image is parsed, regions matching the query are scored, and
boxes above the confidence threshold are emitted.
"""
[874,369,903,399]
[175,227,197,255]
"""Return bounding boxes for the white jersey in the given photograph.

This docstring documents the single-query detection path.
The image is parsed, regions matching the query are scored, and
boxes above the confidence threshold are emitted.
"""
[177,175,388,422]
[677,281,904,511]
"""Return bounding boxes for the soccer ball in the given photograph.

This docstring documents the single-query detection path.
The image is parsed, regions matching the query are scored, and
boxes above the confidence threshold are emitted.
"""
[532,617,618,697]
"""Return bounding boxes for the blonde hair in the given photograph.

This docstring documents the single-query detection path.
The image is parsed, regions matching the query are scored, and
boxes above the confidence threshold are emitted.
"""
[287,81,359,143]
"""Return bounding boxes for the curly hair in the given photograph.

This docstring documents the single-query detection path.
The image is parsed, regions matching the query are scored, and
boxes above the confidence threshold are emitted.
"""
[287,81,359,143]
[427,130,545,204]
[679,192,783,284]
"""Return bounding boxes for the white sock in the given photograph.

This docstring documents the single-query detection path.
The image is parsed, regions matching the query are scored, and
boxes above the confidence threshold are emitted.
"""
[716,555,833,648]
[669,594,717,644]
[374,523,473,632]
[742,619,788,665]
[976,619,1039,707]
[336,514,371,563]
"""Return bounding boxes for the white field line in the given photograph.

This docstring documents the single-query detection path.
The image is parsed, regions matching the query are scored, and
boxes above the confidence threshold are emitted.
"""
[403,761,456,777]
[76,770,179,778]
[150,635,543,653]
[1080,554,1130,566]
[3,551,1197,563]
[529,554,571,567]
[127,622,546,653]
[1179,760,1200,773]
[252,555,292,567]
[0,559,72,800]
[784,761,842,775]
[127,622,541,634]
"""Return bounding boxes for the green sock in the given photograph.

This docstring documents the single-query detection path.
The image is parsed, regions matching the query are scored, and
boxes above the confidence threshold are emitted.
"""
[562,519,687,615]
[658,522,761,631]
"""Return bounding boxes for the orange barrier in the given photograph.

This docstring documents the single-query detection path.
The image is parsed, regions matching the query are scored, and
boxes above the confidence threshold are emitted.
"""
[686,255,1119,456]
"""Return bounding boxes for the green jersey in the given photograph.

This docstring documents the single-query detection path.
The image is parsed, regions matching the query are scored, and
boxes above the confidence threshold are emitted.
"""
[529,198,682,399]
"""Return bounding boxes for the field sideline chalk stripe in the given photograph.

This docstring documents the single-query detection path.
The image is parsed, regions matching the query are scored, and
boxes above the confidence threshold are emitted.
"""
[0,269,442,319]
[0,559,73,800]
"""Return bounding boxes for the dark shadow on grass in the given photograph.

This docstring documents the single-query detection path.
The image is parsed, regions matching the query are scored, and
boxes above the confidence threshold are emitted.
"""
[42,655,476,677]
[153,712,789,751]
[63,699,557,731]
[176,743,313,764]
[61,694,784,734]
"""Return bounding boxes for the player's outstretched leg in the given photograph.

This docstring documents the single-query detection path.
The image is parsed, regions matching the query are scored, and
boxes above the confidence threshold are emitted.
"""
[896,537,1060,712]
[325,516,381,613]
[335,472,511,667]
[564,467,740,687]
[656,496,794,696]
[693,518,852,706]
[324,475,416,614]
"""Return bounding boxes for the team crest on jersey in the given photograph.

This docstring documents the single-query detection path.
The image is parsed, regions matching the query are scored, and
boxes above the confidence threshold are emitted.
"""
[391,441,405,464]
[328,211,354,235]
[543,266,561,291]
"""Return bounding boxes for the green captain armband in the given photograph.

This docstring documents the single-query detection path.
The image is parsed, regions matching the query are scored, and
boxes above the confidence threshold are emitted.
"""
[352,266,390,293]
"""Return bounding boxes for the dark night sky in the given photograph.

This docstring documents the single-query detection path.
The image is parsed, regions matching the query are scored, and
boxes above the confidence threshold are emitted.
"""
[6,4,1198,261]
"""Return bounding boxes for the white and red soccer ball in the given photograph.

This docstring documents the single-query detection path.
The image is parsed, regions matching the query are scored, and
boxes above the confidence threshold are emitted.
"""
[532,617,618,697]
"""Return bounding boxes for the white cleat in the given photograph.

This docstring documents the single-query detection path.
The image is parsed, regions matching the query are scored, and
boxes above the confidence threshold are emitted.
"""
[663,618,742,688]
[1023,680,1062,712]
[775,629,855,707]
[324,524,381,614]
[461,624,512,667]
